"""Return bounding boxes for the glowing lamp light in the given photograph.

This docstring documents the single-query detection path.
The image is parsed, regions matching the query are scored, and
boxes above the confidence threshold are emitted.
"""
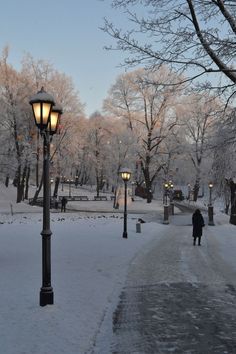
[47,104,63,135]
[29,87,55,130]
[120,168,132,182]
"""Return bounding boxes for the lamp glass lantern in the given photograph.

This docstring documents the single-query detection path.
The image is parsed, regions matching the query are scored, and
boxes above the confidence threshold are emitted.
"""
[29,87,55,131]
[47,104,63,135]
[120,168,132,182]
[209,182,213,189]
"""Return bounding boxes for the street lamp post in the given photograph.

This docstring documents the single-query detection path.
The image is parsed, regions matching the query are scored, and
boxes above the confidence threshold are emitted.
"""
[29,87,62,306]
[120,168,132,239]
[163,182,169,224]
[208,182,214,226]
[68,179,72,198]
[61,176,65,191]
[169,181,174,215]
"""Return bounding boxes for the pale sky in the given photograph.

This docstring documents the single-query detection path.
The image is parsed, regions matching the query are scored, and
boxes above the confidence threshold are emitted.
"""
[0,0,129,116]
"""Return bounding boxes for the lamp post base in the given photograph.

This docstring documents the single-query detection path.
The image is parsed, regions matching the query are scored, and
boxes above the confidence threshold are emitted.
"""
[40,287,54,306]
[123,232,128,239]
[208,205,215,226]
[163,205,169,224]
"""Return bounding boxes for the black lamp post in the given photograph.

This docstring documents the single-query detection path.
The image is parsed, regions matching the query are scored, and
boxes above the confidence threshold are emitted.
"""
[120,168,132,239]
[208,182,214,226]
[164,182,169,204]
[29,87,62,306]
[169,180,174,215]
[163,182,169,224]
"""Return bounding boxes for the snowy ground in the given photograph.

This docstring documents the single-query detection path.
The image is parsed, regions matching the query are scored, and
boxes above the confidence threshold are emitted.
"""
[0,183,164,354]
[0,183,235,353]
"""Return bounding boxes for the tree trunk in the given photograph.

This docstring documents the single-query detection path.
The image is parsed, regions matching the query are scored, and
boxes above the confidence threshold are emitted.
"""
[96,175,100,197]
[5,174,9,187]
[24,166,30,200]
[16,165,22,203]
[31,172,43,205]
[146,179,153,203]
[193,180,200,202]
[141,161,153,204]
[229,179,236,225]
[53,176,60,198]
[19,164,28,201]
[95,168,100,197]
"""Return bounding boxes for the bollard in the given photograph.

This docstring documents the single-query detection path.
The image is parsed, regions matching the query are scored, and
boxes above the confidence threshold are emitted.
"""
[163,204,169,224]
[208,205,215,225]
[170,202,174,215]
[136,222,141,233]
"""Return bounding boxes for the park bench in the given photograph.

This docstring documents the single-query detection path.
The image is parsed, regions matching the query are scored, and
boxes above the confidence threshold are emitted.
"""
[72,195,89,201]
[59,195,89,201]
[29,197,58,209]
[29,197,44,206]
[94,196,108,201]
[110,195,115,200]
[59,196,73,201]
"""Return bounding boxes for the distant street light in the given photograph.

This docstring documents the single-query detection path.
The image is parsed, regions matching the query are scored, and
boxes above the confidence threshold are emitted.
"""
[164,182,169,205]
[29,87,62,306]
[208,182,214,226]
[120,168,132,239]
[209,182,213,205]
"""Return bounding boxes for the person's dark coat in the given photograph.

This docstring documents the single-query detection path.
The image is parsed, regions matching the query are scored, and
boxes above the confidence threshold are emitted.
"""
[192,209,205,237]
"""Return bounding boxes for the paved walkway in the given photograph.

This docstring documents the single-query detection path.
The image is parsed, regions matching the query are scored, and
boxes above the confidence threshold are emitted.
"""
[93,210,236,354]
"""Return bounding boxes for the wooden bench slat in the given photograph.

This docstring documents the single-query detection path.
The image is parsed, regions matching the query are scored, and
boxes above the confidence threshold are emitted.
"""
[94,196,107,201]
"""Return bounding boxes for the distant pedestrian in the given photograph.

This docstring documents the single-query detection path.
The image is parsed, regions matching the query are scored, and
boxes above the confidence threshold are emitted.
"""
[192,209,205,246]
[61,196,67,212]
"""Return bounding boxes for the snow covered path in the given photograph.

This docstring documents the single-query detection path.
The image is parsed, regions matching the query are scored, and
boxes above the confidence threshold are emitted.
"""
[94,211,236,353]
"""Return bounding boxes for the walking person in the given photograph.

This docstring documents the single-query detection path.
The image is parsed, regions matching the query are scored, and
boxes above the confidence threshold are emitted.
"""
[61,196,67,212]
[192,209,205,246]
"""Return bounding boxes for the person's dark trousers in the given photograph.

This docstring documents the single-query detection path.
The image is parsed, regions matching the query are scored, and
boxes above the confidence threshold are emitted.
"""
[193,237,196,246]
[198,237,201,246]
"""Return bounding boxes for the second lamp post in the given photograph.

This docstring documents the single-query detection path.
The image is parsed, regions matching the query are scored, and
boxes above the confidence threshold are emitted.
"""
[29,87,62,306]
[120,168,132,238]
[208,182,214,226]
[163,182,169,224]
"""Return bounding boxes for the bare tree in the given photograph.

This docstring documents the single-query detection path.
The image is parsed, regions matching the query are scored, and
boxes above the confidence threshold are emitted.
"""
[212,108,236,222]
[102,1,236,101]
[0,48,35,202]
[178,93,220,200]
[104,67,180,202]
